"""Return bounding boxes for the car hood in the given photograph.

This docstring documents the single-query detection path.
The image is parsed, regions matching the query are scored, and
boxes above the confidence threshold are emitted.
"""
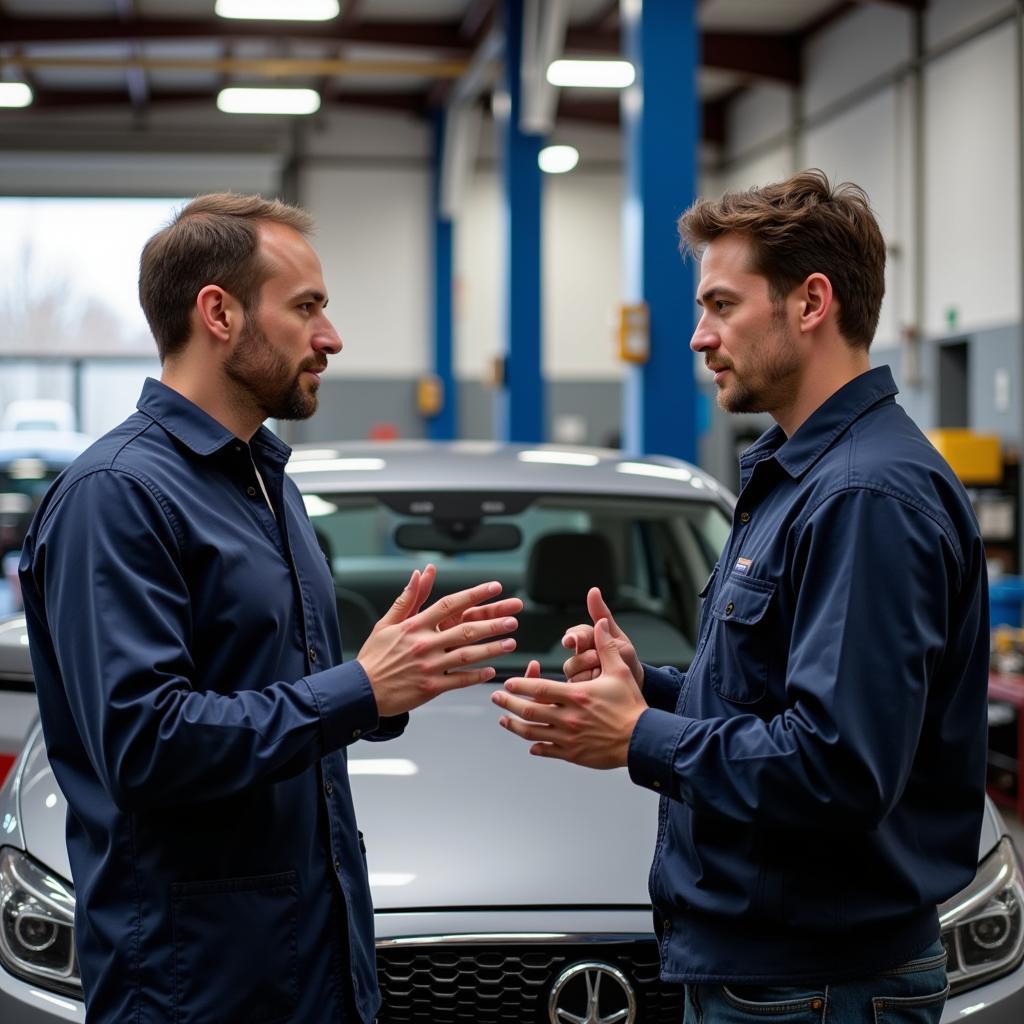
[350,686,660,909]
[15,687,661,908]
[15,692,1007,910]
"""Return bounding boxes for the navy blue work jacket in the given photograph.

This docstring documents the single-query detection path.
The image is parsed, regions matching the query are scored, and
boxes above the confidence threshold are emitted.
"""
[20,379,405,1023]
[628,366,989,983]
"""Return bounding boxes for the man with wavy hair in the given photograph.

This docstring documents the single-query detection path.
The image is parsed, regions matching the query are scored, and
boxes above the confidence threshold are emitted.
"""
[21,193,521,1023]
[494,171,988,1022]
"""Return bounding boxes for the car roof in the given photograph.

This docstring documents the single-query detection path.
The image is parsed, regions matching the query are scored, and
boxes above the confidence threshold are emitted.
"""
[0,429,93,464]
[285,440,734,505]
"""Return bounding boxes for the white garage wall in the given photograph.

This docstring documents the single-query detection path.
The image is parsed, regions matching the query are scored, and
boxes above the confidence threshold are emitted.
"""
[0,152,281,198]
[803,87,904,348]
[454,166,627,384]
[717,144,793,197]
[926,0,1016,50]
[453,171,501,382]
[802,3,911,120]
[300,164,431,379]
[542,170,624,381]
[923,21,1020,334]
[725,83,793,164]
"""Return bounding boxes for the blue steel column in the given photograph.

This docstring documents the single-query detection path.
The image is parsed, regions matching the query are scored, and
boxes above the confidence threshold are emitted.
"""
[429,110,457,440]
[496,0,544,442]
[622,0,699,459]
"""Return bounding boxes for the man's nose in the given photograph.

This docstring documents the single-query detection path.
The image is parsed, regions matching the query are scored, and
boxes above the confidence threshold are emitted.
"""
[314,317,343,354]
[690,313,718,353]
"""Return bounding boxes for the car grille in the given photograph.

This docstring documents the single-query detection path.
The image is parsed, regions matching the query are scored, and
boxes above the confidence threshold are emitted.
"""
[376,940,683,1023]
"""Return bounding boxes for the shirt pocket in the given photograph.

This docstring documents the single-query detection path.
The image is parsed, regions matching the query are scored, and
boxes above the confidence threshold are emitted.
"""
[709,574,776,704]
[170,870,298,1024]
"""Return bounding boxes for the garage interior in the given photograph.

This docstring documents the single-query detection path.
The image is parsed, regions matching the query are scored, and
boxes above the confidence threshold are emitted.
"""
[2,0,1024,1018]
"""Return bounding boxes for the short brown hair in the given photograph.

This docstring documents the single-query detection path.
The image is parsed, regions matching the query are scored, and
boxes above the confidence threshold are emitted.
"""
[139,193,315,362]
[677,169,885,349]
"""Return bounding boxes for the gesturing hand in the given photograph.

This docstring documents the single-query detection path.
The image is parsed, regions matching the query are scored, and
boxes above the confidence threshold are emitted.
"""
[358,567,520,717]
[492,618,648,770]
[560,587,642,687]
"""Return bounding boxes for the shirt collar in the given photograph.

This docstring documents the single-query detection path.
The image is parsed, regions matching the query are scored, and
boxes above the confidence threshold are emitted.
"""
[136,378,293,464]
[739,365,899,481]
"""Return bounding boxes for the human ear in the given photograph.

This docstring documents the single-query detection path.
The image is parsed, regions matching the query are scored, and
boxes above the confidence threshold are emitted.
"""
[195,285,239,344]
[798,273,833,334]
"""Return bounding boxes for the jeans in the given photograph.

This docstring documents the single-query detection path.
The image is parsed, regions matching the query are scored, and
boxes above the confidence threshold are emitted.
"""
[683,941,948,1023]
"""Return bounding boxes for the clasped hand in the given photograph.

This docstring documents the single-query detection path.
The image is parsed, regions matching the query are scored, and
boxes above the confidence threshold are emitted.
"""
[491,587,648,770]
[358,564,522,717]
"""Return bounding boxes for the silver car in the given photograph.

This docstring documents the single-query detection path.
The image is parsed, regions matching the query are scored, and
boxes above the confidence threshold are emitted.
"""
[1,442,1022,1022]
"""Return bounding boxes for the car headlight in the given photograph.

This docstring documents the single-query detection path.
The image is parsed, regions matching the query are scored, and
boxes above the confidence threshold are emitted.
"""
[940,837,1024,995]
[0,846,81,997]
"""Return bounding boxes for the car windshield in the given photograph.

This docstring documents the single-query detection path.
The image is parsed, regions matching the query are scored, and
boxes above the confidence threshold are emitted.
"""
[306,491,730,676]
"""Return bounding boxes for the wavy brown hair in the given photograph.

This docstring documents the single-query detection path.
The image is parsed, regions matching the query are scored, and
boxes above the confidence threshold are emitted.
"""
[139,193,315,362]
[678,169,885,349]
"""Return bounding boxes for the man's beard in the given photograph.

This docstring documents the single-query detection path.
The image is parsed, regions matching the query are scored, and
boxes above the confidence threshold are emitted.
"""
[224,314,322,422]
[717,310,800,416]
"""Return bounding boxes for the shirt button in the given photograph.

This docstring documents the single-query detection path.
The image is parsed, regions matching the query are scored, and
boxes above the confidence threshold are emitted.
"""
[653,780,662,790]
[352,728,362,740]
[739,512,750,523]
[308,647,317,664]
[325,780,333,796]
[246,485,257,497]
[725,601,735,615]
[333,856,341,872]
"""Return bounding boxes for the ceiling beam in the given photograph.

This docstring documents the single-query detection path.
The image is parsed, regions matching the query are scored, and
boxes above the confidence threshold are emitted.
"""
[0,17,468,52]
[562,27,801,84]
[584,1,619,32]
[3,54,469,78]
[338,0,364,31]
[555,94,726,146]
[702,31,800,84]
[460,0,496,43]
[857,0,927,9]
[799,2,856,38]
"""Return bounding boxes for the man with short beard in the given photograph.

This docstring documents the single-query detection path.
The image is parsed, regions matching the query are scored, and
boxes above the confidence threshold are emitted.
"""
[19,193,521,1023]
[493,170,989,1023]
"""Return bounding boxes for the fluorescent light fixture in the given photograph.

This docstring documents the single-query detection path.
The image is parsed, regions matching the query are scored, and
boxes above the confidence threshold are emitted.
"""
[287,457,386,474]
[546,59,636,89]
[215,0,340,20]
[617,461,693,482]
[347,758,419,777]
[0,82,32,108]
[538,144,579,175]
[518,450,600,467]
[217,87,321,116]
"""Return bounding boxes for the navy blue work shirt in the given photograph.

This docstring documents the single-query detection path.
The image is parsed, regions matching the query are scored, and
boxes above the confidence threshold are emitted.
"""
[19,378,406,1023]
[627,366,989,983]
